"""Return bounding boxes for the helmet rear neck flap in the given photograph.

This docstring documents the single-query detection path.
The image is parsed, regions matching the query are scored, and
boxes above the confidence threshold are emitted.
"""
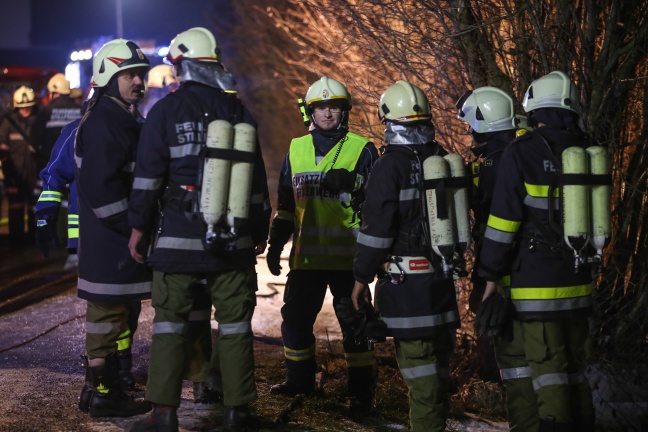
[175,60,236,91]
[384,121,435,146]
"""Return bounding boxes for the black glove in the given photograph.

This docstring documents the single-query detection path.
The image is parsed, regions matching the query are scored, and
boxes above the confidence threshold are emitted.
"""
[266,246,283,276]
[35,206,61,258]
[475,293,514,341]
[334,297,357,328]
[321,169,356,193]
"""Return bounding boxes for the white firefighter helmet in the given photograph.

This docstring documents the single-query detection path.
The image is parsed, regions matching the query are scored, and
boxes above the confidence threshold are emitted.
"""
[522,70,580,114]
[166,27,221,65]
[92,39,150,88]
[13,85,36,108]
[378,80,431,124]
[47,73,71,95]
[304,76,351,112]
[456,86,515,133]
[147,64,177,88]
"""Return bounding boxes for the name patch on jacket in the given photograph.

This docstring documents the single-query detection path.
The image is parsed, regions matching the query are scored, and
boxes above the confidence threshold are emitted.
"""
[176,121,207,144]
[293,172,340,200]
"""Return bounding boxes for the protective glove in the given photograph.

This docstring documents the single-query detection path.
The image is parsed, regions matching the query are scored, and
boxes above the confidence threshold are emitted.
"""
[475,293,514,341]
[266,246,283,276]
[333,297,357,328]
[321,168,356,193]
[35,206,61,258]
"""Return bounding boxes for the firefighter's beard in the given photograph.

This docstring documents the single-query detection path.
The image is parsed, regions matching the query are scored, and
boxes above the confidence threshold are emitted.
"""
[384,121,436,146]
[177,60,236,91]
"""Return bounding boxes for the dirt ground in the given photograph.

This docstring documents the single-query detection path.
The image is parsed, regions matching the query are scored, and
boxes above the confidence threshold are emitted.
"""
[0,246,508,432]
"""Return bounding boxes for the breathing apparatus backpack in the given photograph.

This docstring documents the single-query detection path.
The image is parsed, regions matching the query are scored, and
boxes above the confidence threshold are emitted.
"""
[171,89,257,251]
[386,145,472,279]
[527,133,612,273]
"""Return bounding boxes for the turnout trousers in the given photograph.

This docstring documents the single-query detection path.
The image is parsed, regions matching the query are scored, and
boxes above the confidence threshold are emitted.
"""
[494,320,539,431]
[145,267,258,407]
[394,333,453,432]
[520,318,594,425]
[280,269,376,387]
[85,300,141,359]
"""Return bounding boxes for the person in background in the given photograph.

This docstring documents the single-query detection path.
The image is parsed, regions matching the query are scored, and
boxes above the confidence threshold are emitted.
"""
[126,27,270,431]
[0,86,39,249]
[74,38,153,418]
[477,71,596,431]
[138,64,178,118]
[456,86,537,431]
[266,76,379,414]
[352,80,461,432]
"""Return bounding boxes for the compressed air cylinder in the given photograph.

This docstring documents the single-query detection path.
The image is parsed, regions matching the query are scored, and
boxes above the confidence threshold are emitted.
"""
[562,146,590,254]
[444,153,471,254]
[226,123,256,230]
[201,120,233,234]
[587,146,611,255]
[423,155,456,263]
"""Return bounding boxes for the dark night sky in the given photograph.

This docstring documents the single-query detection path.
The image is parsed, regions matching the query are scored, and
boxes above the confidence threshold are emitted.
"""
[0,0,232,71]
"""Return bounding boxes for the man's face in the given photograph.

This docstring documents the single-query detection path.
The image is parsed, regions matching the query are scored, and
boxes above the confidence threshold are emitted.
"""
[117,67,148,105]
[312,101,343,131]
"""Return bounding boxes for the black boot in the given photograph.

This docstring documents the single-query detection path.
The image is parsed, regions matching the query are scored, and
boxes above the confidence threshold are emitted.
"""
[117,348,136,390]
[270,357,316,397]
[223,405,255,432]
[88,353,151,417]
[194,367,224,403]
[347,365,376,415]
[127,404,178,432]
[79,355,93,412]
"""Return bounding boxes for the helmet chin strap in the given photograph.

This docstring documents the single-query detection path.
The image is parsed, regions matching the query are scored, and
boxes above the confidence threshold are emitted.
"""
[384,121,435,145]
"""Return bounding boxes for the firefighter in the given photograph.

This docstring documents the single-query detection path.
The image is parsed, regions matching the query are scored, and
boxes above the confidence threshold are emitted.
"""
[352,80,461,432]
[31,73,82,172]
[34,115,80,270]
[126,27,271,431]
[266,76,379,413]
[456,86,538,431]
[73,38,152,418]
[139,64,178,118]
[0,86,39,249]
[477,71,596,431]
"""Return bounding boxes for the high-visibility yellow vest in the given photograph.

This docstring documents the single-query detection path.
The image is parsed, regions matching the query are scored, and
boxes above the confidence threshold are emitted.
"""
[289,132,369,270]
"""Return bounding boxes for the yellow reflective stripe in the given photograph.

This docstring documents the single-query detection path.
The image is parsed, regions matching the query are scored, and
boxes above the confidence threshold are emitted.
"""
[97,383,109,394]
[284,344,316,361]
[510,283,592,300]
[68,228,79,239]
[116,330,133,350]
[276,209,294,222]
[487,214,521,233]
[524,182,560,198]
[345,351,376,367]
[500,275,511,288]
[471,162,480,188]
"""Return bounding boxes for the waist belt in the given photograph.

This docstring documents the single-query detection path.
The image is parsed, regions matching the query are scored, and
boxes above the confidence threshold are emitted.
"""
[386,256,434,275]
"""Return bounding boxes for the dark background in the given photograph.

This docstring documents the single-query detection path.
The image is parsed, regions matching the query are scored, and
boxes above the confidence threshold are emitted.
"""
[0,0,229,72]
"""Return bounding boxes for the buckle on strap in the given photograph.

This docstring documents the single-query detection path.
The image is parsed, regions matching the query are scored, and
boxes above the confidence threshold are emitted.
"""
[384,255,434,284]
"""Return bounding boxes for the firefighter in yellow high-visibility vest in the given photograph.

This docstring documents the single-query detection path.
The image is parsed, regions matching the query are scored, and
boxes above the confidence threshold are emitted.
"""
[266,76,379,414]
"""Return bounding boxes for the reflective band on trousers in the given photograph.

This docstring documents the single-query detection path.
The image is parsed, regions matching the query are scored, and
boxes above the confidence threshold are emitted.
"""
[386,256,434,274]
[500,366,532,380]
[284,344,315,361]
[400,363,440,380]
[532,371,586,391]
[85,321,121,334]
[345,351,376,367]
[153,321,187,335]
[219,321,251,335]
[382,310,459,329]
